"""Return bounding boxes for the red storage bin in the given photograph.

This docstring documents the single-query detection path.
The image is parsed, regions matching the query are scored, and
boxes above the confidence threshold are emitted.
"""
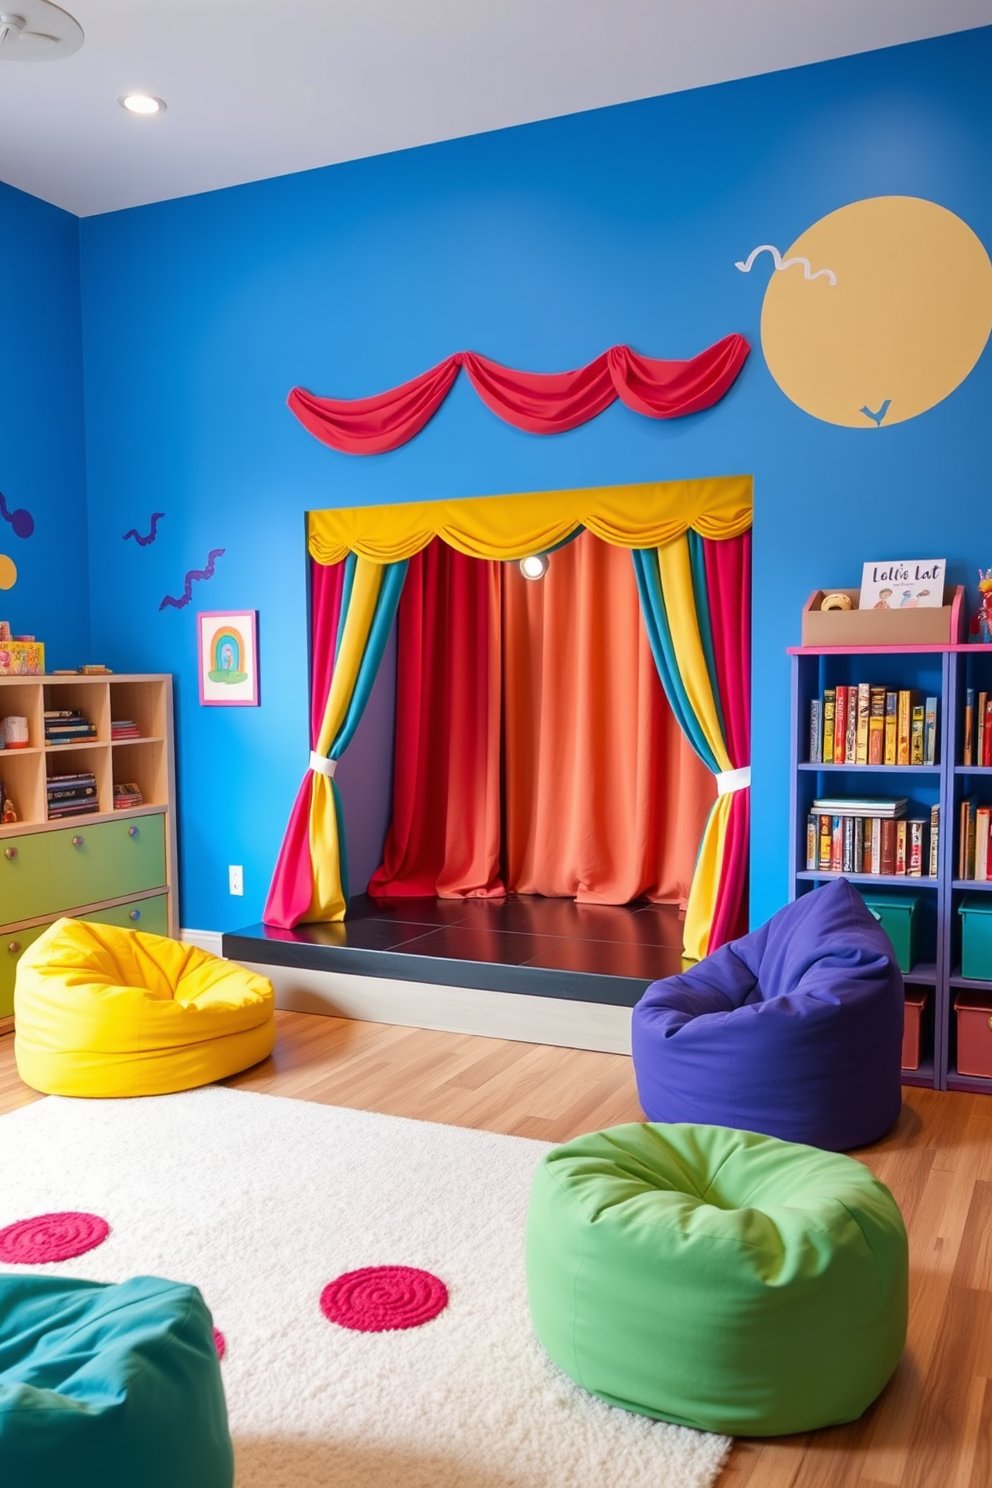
[954,992,992,1079]
[902,988,928,1071]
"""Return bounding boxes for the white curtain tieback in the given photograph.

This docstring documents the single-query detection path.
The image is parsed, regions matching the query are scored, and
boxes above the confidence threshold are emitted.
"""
[309,752,338,779]
[715,765,750,796]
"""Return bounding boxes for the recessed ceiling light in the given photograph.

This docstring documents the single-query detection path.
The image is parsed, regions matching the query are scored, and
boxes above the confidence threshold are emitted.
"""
[519,554,550,581]
[120,93,166,115]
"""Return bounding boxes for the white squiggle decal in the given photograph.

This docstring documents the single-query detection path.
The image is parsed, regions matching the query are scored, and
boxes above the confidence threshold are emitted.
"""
[735,244,837,285]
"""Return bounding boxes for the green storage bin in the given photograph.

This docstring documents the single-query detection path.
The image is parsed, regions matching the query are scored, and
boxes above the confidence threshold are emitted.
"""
[858,891,921,974]
[958,895,992,982]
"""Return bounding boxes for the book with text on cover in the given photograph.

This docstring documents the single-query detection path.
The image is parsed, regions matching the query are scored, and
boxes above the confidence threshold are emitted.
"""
[859,559,946,611]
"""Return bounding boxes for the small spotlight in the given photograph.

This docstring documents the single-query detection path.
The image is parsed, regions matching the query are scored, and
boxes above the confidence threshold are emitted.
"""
[519,553,550,581]
[120,94,166,115]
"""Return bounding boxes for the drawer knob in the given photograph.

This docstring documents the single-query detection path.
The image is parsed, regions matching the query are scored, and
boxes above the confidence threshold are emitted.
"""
[4,847,16,860]
[128,826,139,838]
[72,836,84,847]
[7,941,20,954]
[129,910,140,921]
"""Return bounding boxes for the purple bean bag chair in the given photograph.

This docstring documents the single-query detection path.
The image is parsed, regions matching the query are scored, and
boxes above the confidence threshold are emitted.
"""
[631,879,904,1151]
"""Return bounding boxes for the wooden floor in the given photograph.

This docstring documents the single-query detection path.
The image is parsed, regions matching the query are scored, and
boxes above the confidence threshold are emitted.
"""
[2,1010,990,1486]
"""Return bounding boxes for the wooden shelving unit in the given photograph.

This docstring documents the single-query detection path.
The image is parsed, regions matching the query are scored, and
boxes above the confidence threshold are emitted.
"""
[0,674,177,1027]
[789,640,992,1095]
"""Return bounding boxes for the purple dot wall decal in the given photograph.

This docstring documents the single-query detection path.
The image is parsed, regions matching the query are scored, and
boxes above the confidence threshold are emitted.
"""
[0,1211,110,1264]
[320,1265,449,1333]
[0,491,34,539]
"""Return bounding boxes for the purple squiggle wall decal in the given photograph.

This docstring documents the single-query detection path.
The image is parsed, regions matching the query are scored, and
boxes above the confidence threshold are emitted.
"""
[159,548,226,611]
[123,512,165,545]
[0,492,35,539]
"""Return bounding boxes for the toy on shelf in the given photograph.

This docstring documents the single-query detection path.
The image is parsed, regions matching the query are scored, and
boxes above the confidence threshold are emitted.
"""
[1,793,17,824]
[970,569,992,644]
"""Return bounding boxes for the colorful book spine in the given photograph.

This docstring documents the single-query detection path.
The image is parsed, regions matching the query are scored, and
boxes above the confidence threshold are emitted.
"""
[978,693,988,772]
[822,689,836,764]
[842,815,855,874]
[806,815,817,871]
[830,816,843,873]
[897,691,912,765]
[819,814,832,871]
[923,697,938,766]
[833,686,847,764]
[908,820,925,878]
[868,687,886,765]
[880,818,896,876]
[910,705,925,765]
[845,687,858,765]
[985,698,992,768]
[976,807,991,883]
[871,817,882,875]
[856,683,871,765]
[929,804,940,879]
[964,688,975,766]
[854,816,865,875]
[809,699,822,764]
[895,820,907,876]
[884,691,898,766]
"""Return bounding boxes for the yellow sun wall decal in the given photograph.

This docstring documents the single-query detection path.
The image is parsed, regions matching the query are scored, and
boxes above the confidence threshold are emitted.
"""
[760,196,992,428]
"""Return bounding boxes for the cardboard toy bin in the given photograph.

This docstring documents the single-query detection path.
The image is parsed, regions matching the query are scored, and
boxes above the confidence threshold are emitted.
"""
[800,585,964,648]
[860,891,920,975]
[902,988,929,1071]
[954,991,992,1079]
[958,895,992,981]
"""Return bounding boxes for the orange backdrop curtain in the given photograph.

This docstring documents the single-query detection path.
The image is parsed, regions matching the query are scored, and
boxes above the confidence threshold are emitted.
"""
[370,531,714,906]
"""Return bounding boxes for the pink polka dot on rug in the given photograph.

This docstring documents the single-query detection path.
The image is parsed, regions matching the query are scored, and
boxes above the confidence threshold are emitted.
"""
[0,1211,109,1265]
[213,1328,226,1360]
[320,1266,448,1333]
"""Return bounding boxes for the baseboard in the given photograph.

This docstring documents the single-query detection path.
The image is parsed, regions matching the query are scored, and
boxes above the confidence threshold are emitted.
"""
[240,960,633,1056]
[180,928,225,956]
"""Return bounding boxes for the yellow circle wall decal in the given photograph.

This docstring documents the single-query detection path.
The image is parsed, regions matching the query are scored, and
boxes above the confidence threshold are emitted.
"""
[0,554,16,590]
[760,196,992,428]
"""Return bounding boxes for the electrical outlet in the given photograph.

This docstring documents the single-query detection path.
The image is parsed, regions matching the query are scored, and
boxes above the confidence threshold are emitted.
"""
[229,865,244,896]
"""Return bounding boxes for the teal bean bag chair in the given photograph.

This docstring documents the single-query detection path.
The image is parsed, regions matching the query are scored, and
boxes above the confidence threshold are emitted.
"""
[526,1122,907,1437]
[0,1273,233,1488]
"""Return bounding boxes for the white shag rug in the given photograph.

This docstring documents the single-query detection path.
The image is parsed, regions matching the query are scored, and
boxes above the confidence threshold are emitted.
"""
[0,1087,730,1488]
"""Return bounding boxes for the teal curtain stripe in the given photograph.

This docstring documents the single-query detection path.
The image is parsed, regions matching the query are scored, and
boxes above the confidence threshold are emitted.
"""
[687,530,728,746]
[332,778,350,906]
[631,549,719,772]
[332,558,409,756]
[334,552,358,667]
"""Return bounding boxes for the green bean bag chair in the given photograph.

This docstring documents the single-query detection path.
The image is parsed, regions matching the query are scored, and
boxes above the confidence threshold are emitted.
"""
[525,1122,907,1436]
[0,1273,233,1488]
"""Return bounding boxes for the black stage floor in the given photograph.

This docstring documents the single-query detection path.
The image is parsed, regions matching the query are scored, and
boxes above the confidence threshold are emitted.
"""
[224,894,688,1008]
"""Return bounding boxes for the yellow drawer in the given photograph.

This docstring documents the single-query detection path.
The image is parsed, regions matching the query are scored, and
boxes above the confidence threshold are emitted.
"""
[48,815,167,912]
[0,922,47,1019]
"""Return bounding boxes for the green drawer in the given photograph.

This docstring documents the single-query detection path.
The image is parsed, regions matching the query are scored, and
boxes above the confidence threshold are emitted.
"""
[0,832,52,925]
[959,895,992,982]
[0,922,47,1019]
[86,894,170,938]
[48,816,166,912]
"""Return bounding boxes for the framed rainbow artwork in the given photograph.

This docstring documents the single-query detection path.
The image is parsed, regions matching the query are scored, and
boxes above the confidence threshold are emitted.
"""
[197,610,259,706]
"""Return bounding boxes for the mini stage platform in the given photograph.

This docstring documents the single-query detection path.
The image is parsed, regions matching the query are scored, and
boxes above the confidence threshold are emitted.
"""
[223,894,687,1009]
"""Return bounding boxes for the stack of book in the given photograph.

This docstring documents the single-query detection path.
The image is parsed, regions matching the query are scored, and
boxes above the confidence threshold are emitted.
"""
[806,797,939,878]
[958,800,992,880]
[809,686,937,766]
[111,718,141,741]
[962,690,992,766]
[112,781,143,810]
[47,771,99,819]
[45,709,98,746]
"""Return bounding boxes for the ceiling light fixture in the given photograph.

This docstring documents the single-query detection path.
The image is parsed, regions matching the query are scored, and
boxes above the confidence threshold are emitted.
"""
[120,93,166,115]
[519,554,550,581]
[0,1,83,61]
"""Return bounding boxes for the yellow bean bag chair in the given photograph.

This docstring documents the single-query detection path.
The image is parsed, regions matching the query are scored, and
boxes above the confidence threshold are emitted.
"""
[14,918,276,1097]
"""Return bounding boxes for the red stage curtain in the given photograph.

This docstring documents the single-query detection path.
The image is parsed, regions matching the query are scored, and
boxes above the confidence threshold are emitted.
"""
[703,530,752,945]
[368,539,505,899]
[502,532,714,904]
[370,531,713,907]
[288,335,749,455]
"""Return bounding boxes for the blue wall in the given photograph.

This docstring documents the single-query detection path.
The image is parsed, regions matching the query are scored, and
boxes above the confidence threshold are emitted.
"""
[77,27,992,932]
[0,181,88,668]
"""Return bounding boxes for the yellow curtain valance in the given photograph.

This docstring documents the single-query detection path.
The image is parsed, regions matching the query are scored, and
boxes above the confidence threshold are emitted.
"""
[307,476,753,565]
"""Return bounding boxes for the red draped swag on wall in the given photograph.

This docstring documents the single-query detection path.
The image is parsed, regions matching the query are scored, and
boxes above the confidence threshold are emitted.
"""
[369,533,715,907]
[288,334,749,455]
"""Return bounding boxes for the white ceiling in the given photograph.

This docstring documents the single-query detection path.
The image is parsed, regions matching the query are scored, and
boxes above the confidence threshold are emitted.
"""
[1,0,990,218]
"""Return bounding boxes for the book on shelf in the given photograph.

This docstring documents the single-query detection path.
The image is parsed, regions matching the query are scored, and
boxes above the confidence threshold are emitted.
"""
[112,781,144,809]
[929,803,940,878]
[111,719,142,740]
[806,686,937,766]
[908,819,925,877]
[978,693,988,770]
[805,805,934,878]
[964,688,975,766]
[812,796,908,817]
[959,798,992,881]
[985,697,992,768]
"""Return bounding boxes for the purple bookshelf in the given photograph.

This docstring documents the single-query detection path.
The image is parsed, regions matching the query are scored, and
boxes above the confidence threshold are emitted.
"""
[789,641,992,1097]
